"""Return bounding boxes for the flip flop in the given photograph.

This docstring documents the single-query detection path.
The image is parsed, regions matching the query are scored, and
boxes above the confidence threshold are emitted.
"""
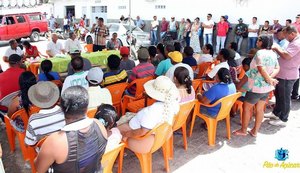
[248,130,257,137]
[232,129,247,136]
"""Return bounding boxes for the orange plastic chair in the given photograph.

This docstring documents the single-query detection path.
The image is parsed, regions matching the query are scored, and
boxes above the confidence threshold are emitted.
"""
[84,44,94,53]
[51,80,63,88]
[192,79,201,94]
[119,122,173,173]
[126,97,156,113]
[27,62,40,76]
[121,76,154,115]
[197,79,217,94]
[27,137,47,173]
[197,62,213,78]
[87,108,97,118]
[4,107,40,158]
[168,101,195,159]
[101,143,125,173]
[189,92,241,146]
[106,82,129,115]
[191,65,197,71]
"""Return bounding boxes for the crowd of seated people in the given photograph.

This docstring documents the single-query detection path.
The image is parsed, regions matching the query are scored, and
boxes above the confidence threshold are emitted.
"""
[0,20,300,173]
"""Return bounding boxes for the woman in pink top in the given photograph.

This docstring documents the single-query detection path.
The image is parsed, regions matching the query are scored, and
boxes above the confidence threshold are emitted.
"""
[216,16,229,54]
[174,66,195,103]
[234,35,279,137]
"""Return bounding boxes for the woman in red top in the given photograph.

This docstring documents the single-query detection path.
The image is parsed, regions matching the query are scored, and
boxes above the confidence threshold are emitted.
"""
[22,41,39,58]
[216,16,229,54]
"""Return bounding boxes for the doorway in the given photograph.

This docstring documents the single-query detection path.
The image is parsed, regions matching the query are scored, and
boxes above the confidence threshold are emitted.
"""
[65,6,75,18]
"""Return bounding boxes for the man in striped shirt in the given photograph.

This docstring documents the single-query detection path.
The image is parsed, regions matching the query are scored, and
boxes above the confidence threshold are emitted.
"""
[25,82,65,146]
[127,48,155,95]
[91,17,109,52]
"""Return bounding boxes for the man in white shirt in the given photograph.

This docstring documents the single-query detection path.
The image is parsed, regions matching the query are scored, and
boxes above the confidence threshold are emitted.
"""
[202,13,214,45]
[207,49,230,79]
[150,15,159,45]
[3,39,24,63]
[86,67,112,109]
[62,56,89,93]
[46,33,65,57]
[64,32,82,54]
[248,17,260,52]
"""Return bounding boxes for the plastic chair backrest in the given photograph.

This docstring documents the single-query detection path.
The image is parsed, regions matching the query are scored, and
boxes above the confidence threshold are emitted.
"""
[87,108,97,118]
[173,101,195,131]
[150,123,173,153]
[127,76,154,98]
[106,82,128,105]
[0,91,20,108]
[51,80,63,88]
[191,66,197,71]
[84,44,93,53]
[101,143,125,173]
[197,62,212,78]
[213,92,242,121]
[192,79,201,93]
[10,106,41,128]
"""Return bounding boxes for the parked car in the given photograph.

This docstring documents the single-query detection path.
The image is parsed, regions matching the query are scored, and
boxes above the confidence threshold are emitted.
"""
[85,23,150,48]
[0,12,48,42]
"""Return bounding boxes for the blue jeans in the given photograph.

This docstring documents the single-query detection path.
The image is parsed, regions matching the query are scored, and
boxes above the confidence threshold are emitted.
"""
[273,78,296,122]
[151,30,158,45]
[248,37,257,52]
[185,31,191,47]
[160,31,167,40]
[235,35,243,53]
[203,33,212,46]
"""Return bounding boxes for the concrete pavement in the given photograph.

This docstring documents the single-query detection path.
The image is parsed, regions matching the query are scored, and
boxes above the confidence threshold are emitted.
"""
[1,99,300,173]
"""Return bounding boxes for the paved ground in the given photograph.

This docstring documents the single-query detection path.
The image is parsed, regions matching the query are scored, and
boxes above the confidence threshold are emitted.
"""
[1,98,300,173]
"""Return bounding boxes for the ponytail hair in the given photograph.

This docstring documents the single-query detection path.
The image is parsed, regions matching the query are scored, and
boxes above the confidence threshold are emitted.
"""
[217,68,232,84]
[205,44,214,57]
[174,66,192,94]
[41,60,55,81]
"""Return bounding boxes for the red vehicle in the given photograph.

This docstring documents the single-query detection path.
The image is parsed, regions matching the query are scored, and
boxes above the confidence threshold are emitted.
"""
[0,12,48,42]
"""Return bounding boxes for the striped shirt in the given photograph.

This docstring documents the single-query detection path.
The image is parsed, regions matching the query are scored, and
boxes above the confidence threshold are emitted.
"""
[94,25,109,46]
[128,62,155,95]
[102,69,128,87]
[25,106,65,146]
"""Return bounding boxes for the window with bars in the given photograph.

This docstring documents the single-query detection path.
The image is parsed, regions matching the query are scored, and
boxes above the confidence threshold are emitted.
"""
[155,5,166,9]
[118,6,126,10]
[92,6,107,13]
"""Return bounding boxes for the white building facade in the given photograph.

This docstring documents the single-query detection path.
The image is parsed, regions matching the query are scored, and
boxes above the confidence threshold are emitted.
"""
[49,0,300,25]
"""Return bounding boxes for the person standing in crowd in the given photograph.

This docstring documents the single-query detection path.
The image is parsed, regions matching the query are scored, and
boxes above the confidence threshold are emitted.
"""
[291,14,300,99]
[234,18,248,53]
[35,86,107,173]
[202,14,214,46]
[247,17,259,52]
[267,26,300,127]
[64,32,82,54]
[46,33,65,57]
[106,33,122,50]
[259,20,271,35]
[63,16,69,33]
[292,14,300,32]
[169,17,179,40]
[286,19,292,27]
[160,17,169,40]
[135,16,145,30]
[177,18,186,41]
[271,19,283,43]
[49,14,56,30]
[2,39,24,63]
[190,17,201,53]
[216,16,229,54]
[234,35,279,137]
[150,16,159,45]
[184,19,192,47]
[91,17,109,51]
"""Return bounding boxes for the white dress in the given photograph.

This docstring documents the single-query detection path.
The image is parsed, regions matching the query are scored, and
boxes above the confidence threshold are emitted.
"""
[190,23,201,53]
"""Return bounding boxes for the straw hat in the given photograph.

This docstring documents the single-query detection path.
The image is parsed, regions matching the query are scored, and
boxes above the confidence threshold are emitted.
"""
[144,76,179,102]
[28,81,60,108]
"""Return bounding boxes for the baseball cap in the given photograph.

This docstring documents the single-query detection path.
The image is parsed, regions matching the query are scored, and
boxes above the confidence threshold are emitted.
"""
[238,18,243,21]
[296,14,300,18]
[70,49,81,55]
[168,51,183,63]
[8,54,21,64]
[137,48,149,60]
[86,67,104,85]
[120,46,129,55]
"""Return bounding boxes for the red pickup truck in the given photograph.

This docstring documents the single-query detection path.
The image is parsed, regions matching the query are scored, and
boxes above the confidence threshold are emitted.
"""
[0,12,48,42]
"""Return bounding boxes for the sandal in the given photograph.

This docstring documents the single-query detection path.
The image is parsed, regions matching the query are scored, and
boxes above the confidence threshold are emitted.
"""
[232,129,247,136]
[248,130,257,137]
